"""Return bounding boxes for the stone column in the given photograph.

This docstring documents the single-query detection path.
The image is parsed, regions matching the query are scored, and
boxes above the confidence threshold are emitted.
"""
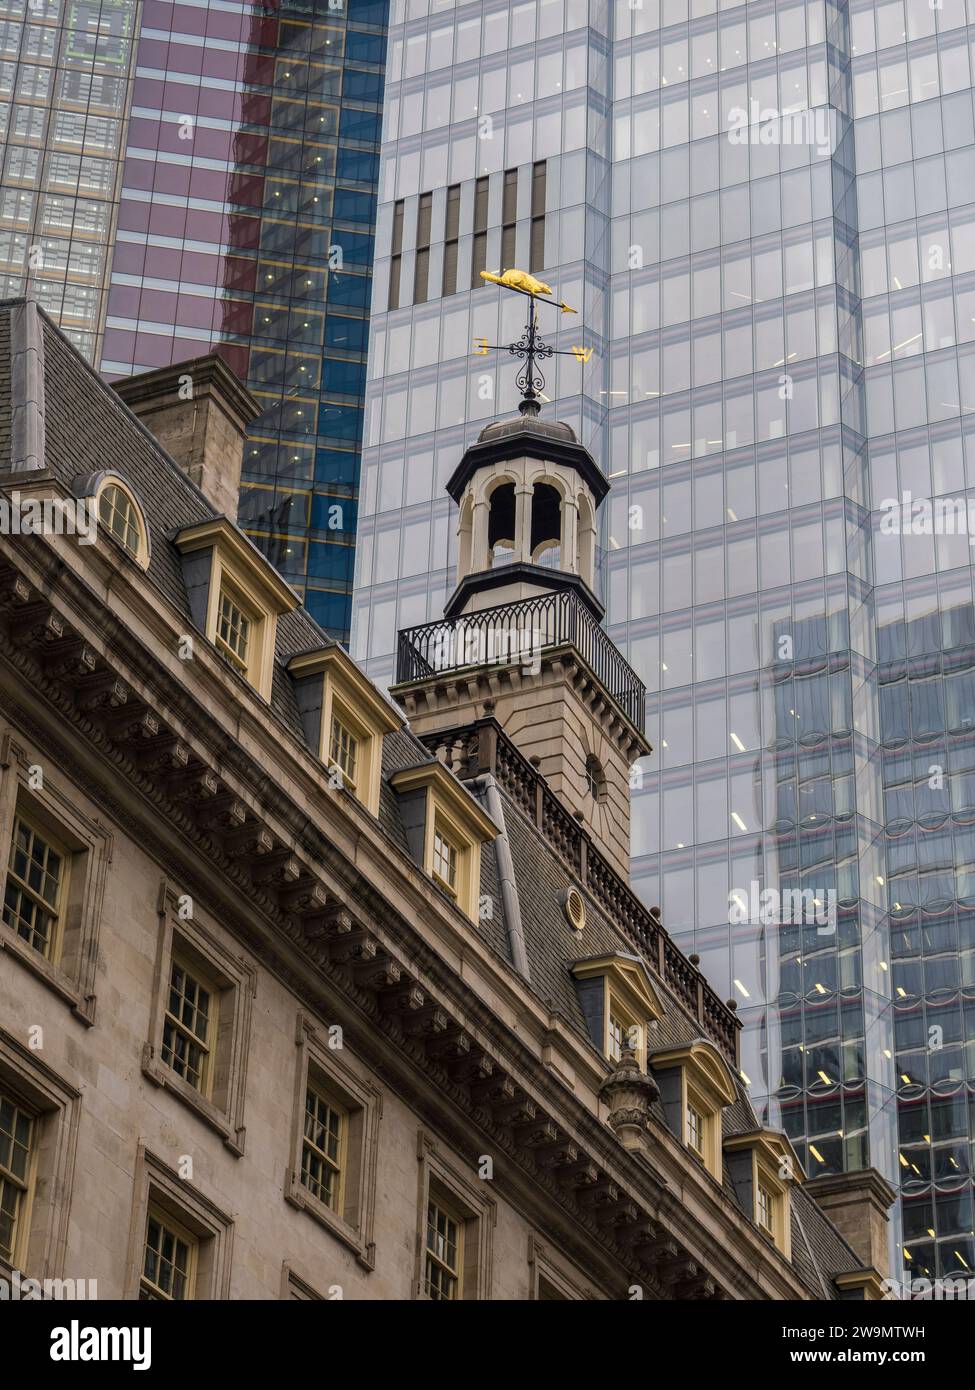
[561,495,579,573]
[514,482,532,562]
[457,495,474,580]
[471,497,490,571]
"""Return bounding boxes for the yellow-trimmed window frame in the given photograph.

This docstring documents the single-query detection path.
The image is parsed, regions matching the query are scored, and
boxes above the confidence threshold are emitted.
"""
[606,991,645,1068]
[140,1205,198,1301]
[683,1075,722,1174]
[176,519,299,702]
[95,477,149,567]
[325,688,373,802]
[424,1191,464,1301]
[328,710,360,792]
[649,1041,737,1181]
[431,817,461,897]
[161,952,218,1099]
[300,1080,347,1215]
[390,763,498,924]
[752,1153,790,1254]
[757,1178,775,1236]
[723,1130,802,1260]
[2,810,70,963]
[426,802,476,916]
[288,647,402,818]
[686,1098,705,1158]
[205,566,274,696]
[0,1089,35,1266]
[215,581,255,674]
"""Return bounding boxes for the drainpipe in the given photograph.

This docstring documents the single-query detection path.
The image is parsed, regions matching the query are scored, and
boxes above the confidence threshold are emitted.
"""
[10,300,46,472]
[470,773,530,982]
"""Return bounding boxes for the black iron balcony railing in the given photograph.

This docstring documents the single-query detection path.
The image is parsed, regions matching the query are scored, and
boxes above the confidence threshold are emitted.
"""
[395,591,646,733]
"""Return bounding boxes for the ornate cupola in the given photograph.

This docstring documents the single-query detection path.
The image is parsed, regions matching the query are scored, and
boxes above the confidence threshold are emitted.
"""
[447,407,607,621]
[391,274,650,877]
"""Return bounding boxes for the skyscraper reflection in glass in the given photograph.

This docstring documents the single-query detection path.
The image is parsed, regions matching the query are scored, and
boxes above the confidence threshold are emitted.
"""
[353,0,975,1282]
[0,0,388,636]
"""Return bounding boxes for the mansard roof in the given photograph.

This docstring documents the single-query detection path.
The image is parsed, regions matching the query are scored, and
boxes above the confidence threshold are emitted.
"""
[404,721,862,1295]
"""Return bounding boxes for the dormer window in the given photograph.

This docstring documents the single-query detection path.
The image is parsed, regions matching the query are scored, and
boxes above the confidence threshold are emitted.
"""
[390,762,498,922]
[175,519,298,701]
[426,809,469,908]
[98,481,147,562]
[757,1181,775,1236]
[74,473,150,567]
[608,1001,642,1063]
[570,954,663,1073]
[607,1011,627,1063]
[687,1102,705,1158]
[649,1040,737,1181]
[724,1130,804,1259]
[289,646,401,815]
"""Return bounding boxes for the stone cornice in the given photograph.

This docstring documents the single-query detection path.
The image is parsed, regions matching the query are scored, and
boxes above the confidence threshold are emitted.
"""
[446,426,610,505]
[112,353,261,435]
[804,1167,897,1213]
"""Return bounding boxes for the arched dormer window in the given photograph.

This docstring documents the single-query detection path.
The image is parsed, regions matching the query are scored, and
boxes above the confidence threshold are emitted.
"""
[95,477,150,568]
[488,481,516,568]
[530,482,561,568]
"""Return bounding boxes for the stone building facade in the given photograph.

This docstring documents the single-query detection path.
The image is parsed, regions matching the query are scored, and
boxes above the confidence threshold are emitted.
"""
[0,298,890,1301]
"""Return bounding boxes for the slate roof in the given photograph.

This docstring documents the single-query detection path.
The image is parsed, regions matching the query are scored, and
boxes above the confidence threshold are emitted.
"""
[456,771,862,1293]
[3,301,863,1295]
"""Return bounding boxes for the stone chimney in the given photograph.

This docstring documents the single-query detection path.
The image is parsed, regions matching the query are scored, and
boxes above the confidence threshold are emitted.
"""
[804,1168,897,1280]
[112,354,258,519]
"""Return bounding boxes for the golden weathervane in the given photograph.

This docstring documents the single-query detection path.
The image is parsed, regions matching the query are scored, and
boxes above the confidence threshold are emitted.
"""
[472,268,592,413]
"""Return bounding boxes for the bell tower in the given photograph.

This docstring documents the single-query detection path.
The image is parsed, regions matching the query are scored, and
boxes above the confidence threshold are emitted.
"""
[449,408,604,617]
[391,275,649,877]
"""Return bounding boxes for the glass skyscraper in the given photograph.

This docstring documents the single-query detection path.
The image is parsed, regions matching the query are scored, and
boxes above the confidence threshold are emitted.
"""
[0,0,388,635]
[353,0,975,1283]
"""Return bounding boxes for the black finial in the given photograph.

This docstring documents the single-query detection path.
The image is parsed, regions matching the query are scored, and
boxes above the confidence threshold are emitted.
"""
[511,306,555,412]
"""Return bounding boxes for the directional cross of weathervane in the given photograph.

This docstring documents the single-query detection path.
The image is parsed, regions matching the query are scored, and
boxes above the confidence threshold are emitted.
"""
[472,269,592,415]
